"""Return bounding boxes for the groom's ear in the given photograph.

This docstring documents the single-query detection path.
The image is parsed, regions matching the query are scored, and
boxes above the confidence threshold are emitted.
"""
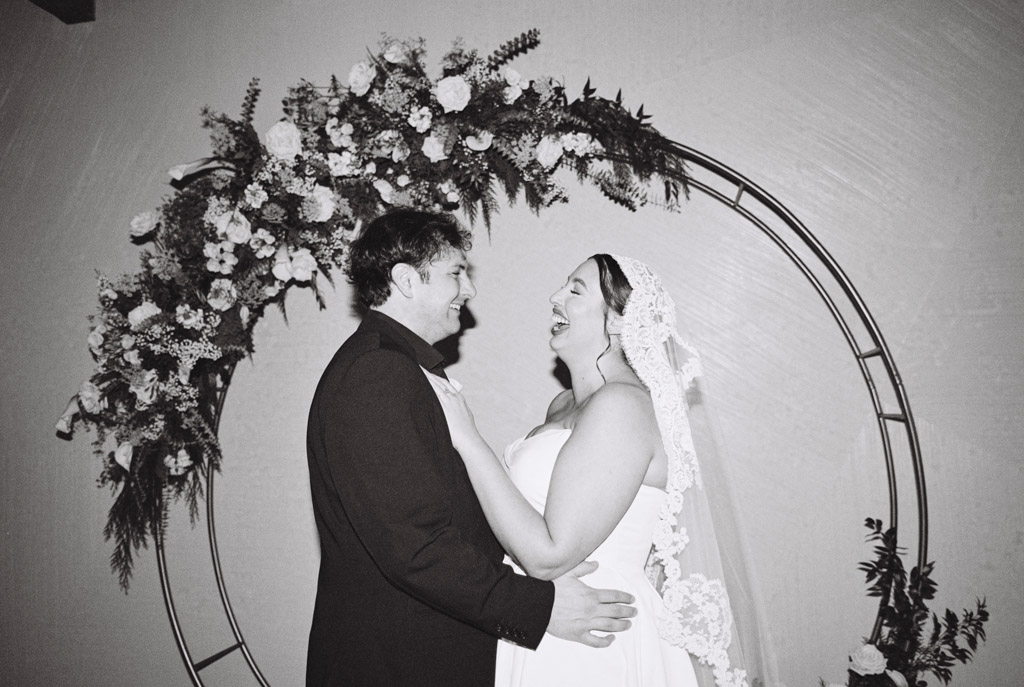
[389,263,418,298]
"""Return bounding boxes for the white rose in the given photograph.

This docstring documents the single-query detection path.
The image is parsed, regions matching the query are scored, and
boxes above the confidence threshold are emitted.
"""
[421,135,448,162]
[129,211,158,238]
[503,67,521,86]
[215,209,252,244]
[348,61,377,96]
[535,135,564,168]
[207,278,237,312]
[127,301,162,330]
[289,248,318,282]
[114,442,134,472]
[87,324,106,354]
[78,380,103,414]
[120,335,135,349]
[123,349,141,367]
[407,106,432,133]
[396,174,411,187]
[465,131,493,151]
[435,75,471,113]
[373,179,396,203]
[849,643,887,676]
[264,120,302,161]
[364,161,377,175]
[383,43,406,64]
[503,84,523,104]
[305,185,336,222]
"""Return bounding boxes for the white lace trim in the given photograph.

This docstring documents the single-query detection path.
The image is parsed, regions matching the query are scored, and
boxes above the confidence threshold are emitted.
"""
[611,255,747,687]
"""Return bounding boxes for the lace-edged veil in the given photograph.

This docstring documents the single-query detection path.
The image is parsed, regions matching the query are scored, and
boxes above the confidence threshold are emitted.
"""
[610,254,780,687]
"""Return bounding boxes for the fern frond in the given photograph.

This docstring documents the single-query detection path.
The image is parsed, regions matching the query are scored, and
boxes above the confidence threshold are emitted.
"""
[487,29,541,69]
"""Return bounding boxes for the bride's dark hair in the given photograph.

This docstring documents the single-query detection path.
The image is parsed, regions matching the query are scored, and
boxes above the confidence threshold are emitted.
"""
[591,254,631,316]
[590,254,632,383]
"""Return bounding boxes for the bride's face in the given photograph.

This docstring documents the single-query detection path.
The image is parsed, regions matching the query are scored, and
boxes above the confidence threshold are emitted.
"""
[548,259,610,359]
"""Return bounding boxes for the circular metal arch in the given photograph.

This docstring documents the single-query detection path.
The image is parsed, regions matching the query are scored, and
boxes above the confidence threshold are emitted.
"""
[154,142,928,684]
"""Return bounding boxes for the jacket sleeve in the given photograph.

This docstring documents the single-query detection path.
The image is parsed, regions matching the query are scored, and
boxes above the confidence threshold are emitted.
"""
[317,347,553,648]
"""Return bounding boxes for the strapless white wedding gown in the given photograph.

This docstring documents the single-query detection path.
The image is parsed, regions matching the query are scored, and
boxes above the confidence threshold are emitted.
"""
[495,429,699,687]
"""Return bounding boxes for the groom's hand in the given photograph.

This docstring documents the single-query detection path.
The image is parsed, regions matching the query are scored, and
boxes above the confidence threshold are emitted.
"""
[546,560,636,648]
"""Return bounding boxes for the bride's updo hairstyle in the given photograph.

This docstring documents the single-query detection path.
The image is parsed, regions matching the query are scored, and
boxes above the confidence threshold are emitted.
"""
[590,254,632,378]
[591,253,632,321]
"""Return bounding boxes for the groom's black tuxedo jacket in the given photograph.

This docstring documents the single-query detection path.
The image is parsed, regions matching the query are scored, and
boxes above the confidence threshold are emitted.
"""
[306,310,554,686]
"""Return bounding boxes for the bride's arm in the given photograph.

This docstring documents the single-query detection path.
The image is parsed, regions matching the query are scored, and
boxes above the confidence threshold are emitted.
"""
[430,377,656,580]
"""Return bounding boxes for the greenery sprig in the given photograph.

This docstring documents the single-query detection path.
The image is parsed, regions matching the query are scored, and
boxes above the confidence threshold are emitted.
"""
[840,518,988,686]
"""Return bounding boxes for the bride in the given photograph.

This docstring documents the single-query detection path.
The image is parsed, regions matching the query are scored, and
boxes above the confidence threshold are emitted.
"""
[428,254,773,687]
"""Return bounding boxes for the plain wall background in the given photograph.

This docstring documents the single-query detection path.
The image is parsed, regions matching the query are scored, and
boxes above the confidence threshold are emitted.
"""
[1,1,1021,685]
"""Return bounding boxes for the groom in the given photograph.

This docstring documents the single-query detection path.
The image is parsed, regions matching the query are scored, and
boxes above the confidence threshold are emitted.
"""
[306,208,635,686]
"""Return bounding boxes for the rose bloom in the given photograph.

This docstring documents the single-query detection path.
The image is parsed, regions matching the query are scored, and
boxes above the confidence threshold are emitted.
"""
[216,208,252,244]
[265,120,303,161]
[383,42,406,64]
[421,135,448,162]
[114,442,134,472]
[302,185,336,222]
[535,135,564,168]
[373,179,396,204]
[207,278,238,312]
[78,380,103,414]
[87,324,106,354]
[465,131,493,151]
[849,643,887,676]
[348,61,377,96]
[435,75,471,113]
[128,301,162,330]
[289,248,318,281]
[129,211,158,238]
[407,106,432,133]
[503,84,523,104]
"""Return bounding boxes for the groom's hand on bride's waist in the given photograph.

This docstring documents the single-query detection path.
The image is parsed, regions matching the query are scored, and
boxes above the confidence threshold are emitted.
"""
[545,560,636,648]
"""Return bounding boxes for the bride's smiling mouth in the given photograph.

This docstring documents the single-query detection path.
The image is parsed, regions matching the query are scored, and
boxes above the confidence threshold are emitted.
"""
[551,309,569,334]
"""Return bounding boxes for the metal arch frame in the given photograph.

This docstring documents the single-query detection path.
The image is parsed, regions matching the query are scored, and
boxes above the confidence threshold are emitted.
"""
[154,141,928,684]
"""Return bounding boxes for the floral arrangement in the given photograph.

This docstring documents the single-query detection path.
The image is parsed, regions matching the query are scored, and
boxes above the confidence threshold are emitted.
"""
[55,31,690,588]
[821,518,988,687]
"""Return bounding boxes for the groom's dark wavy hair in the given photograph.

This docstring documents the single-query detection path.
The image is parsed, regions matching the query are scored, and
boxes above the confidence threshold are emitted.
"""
[346,208,473,308]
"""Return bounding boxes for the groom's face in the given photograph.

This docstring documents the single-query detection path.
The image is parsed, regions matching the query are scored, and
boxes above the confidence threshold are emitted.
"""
[409,249,476,344]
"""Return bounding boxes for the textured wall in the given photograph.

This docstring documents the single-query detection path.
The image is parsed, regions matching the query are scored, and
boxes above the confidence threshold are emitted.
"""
[1,1,1021,685]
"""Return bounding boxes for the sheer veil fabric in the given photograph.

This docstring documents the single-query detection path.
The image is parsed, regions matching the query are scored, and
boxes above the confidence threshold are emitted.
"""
[611,255,780,687]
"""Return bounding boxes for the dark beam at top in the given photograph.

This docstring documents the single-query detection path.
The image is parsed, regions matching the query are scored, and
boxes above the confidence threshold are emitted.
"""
[29,0,95,24]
